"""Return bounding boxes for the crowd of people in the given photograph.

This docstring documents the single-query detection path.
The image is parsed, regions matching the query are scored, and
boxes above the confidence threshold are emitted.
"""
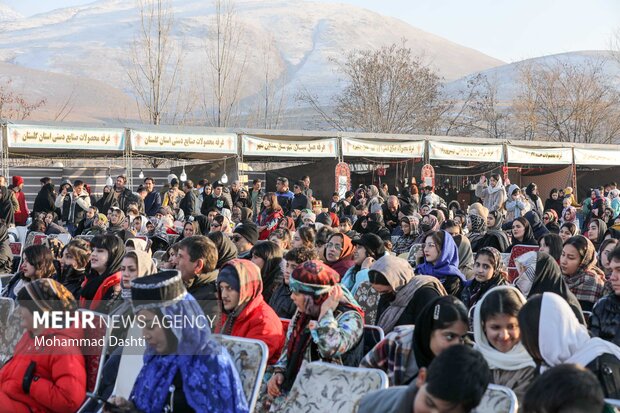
[0,171,618,412]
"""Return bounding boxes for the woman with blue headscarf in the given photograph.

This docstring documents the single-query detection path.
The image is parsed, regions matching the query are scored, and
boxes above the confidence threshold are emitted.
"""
[105,270,248,413]
[416,230,466,296]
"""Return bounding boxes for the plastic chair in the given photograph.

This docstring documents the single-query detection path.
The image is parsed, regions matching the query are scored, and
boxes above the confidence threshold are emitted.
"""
[278,361,388,413]
[363,324,384,354]
[9,242,22,256]
[472,383,519,413]
[354,281,380,325]
[0,297,14,326]
[214,334,268,413]
[110,325,146,399]
[583,310,593,324]
[605,398,620,408]
[507,245,540,282]
[0,274,13,289]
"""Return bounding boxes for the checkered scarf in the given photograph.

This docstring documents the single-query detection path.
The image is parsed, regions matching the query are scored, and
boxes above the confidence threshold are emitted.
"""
[565,238,607,305]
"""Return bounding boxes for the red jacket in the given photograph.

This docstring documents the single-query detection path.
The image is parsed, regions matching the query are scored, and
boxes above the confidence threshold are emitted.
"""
[0,328,86,413]
[79,271,121,311]
[216,259,285,365]
[258,209,284,240]
[13,190,29,227]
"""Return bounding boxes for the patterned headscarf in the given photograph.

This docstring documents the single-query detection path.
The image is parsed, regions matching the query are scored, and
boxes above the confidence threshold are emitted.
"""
[514,251,538,297]
[290,260,340,317]
[18,278,77,313]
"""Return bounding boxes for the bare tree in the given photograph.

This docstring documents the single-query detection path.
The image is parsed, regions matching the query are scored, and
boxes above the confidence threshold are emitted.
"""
[512,58,620,144]
[127,0,183,125]
[0,78,46,120]
[203,0,247,127]
[299,40,446,133]
[53,83,77,121]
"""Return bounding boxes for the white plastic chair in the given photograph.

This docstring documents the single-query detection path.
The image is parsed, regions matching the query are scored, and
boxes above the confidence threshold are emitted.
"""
[278,361,388,413]
[214,334,268,413]
[110,325,146,399]
[0,297,14,325]
[472,383,518,413]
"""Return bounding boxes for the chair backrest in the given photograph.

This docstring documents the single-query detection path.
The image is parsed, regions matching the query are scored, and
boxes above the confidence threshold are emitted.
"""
[583,310,593,324]
[0,297,14,326]
[363,324,384,355]
[0,307,24,367]
[354,281,380,325]
[111,325,146,400]
[15,226,28,244]
[9,242,22,256]
[213,334,268,413]
[0,274,13,289]
[75,235,94,242]
[472,384,519,413]
[78,309,111,394]
[507,245,540,282]
[55,233,72,245]
[278,361,388,413]
[280,317,291,332]
[605,398,620,408]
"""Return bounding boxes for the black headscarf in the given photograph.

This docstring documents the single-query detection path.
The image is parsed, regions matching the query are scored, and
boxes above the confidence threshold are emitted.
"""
[528,252,585,324]
[526,183,539,203]
[508,217,537,252]
[207,231,238,269]
[32,182,56,215]
[524,211,549,240]
[94,185,118,214]
[194,215,210,235]
[80,235,126,301]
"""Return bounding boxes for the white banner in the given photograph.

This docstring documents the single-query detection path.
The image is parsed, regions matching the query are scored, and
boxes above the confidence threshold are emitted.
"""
[8,124,125,151]
[429,141,504,162]
[507,146,572,165]
[573,148,620,166]
[131,130,237,153]
[342,138,424,158]
[242,135,337,157]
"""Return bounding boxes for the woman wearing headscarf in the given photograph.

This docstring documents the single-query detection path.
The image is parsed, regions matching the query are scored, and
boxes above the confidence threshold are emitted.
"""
[320,232,355,279]
[507,217,538,253]
[519,292,620,398]
[369,255,446,334]
[416,230,467,296]
[586,218,608,251]
[32,182,57,218]
[94,185,118,215]
[414,214,440,244]
[513,251,585,325]
[461,247,508,310]
[105,271,248,413]
[216,259,285,365]
[505,184,530,221]
[525,183,544,217]
[475,174,506,212]
[473,287,536,401]
[466,203,508,253]
[57,238,91,298]
[80,234,125,313]
[560,235,607,311]
[250,241,284,303]
[0,279,86,412]
[207,231,238,269]
[341,233,386,295]
[194,215,210,235]
[561,205,578,225]
[0,222,12,274]
[106,207,132,241]
[545,188,565,219]
[360,295,468,386]
[392,216,418,256]
[542,209,560,234]
[265,261,364,408]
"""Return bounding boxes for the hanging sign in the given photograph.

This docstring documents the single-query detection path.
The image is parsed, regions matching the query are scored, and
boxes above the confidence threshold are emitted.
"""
[242,135,337,157]
[429,141,503,162]
[131,130,237,153]
[421,164,435,188]
[7,124,125,151]
[342,138,424,158]
[573,148,620,166]
[507,146,572,165]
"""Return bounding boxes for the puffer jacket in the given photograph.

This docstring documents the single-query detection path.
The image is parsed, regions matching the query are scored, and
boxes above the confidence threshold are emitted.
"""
[269,283,297,320]
[590,294,620,346]
[0,327,86,413]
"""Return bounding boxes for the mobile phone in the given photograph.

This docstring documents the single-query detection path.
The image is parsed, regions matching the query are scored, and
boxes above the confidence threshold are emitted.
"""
[85,392,124,413]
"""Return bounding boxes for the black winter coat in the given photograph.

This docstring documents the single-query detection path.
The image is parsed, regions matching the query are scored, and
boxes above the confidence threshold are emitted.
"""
[590,294,620,347]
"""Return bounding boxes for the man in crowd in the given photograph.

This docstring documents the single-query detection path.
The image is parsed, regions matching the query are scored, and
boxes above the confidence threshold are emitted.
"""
[291,181,311,212]
[201,181,232,215]
[422,185,445,208]
[230,180,242,206]
[143,177,161,217]
[176,236,219,316]
[179,180,198,218]
[232,222,258,259]
[113,175,138,213]
[249,179,264,220]
[382,195,400,232]
[276,177,294,215]
[56,179,91,235]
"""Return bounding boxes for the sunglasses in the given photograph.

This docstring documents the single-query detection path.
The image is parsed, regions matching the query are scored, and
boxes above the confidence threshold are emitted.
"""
[232,236,242,242]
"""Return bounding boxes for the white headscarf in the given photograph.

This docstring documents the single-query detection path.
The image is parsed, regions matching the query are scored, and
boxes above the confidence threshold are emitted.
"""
[487,176,505,195]
[473,286,535,370]
[540,292,620,370]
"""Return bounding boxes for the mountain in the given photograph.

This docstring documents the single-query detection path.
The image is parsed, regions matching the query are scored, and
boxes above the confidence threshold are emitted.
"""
[0,3,21,21]
[445,50,620,102]
[0,0,504,120]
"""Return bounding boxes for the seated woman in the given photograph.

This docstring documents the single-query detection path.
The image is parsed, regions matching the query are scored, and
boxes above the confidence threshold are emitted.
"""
[360,295,469,386]
[559,221,579,244]
[57,238,91,298]
[466,203,508,253]
[322,232,355,279]
[539,233,563,262]
[0,279,86,412]
[258,193,284,240]
[598,238,619,279]
[265,260,364,407]
[460,247,507,310]
[43,211,68,235]
[2,245,56,299]
[392,216,418,256]
[85,213,108,236]
[519,292,620,398]
[268,228,292,252]
[441,220,475,280]
[543,209,560,234]
[106,271,248,413]
[80,234,125,312]
[207,231,238,269]
[216,259,285,365]
[270,247,318,319]
[250,241,284,303]
[291,226,315,250]
[587,218,608,251]
[341,233,385,295]
[507,217,538,253]
[370,255,445,334]
[416,230,466,296]
[560,235,607,311]
[473,286,536,401]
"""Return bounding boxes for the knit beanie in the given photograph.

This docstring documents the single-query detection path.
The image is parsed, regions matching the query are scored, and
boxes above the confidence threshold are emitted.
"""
[233,222,259,245]
[216,265,240,293]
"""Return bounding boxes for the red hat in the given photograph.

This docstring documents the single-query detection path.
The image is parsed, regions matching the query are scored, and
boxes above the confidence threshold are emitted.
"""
[12,176,23,187]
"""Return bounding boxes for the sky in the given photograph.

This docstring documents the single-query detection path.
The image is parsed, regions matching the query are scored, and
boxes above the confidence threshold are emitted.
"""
[3,0,619,62]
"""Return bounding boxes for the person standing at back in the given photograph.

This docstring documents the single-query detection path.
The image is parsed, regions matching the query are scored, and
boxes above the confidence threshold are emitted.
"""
[11,176,28,226]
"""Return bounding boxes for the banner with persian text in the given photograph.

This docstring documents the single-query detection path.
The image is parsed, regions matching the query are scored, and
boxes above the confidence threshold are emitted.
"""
[507,146,572,165]
[131,130,237,154]
[573,148,620,166]
[242,135,337,157]
[428,141,504,163]
[342,138,424,158]
[7,124,125,151]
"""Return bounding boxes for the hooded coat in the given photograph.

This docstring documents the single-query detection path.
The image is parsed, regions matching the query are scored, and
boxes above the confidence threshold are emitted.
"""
[217,259,285,365]
[32,183,57,217]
